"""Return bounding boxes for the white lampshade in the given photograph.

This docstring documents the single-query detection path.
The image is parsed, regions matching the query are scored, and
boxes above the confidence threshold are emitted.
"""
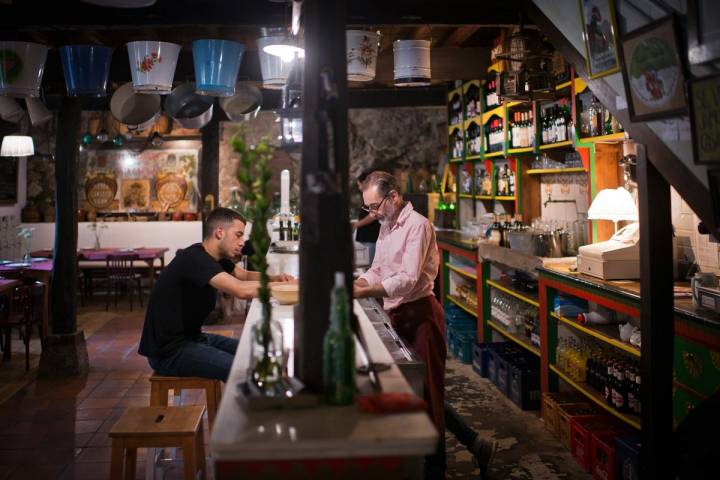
[1,135,34,157]
[588,187,638,222]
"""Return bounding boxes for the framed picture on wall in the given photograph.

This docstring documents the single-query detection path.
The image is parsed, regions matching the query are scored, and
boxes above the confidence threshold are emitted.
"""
[689,74,720,164]
[688,0,720,65]
[619,15,688,122]
[578,0,621,79]
[0,157,18,205]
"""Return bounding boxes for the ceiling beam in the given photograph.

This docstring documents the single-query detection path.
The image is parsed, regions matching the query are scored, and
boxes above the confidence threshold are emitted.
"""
[439,25,481,47]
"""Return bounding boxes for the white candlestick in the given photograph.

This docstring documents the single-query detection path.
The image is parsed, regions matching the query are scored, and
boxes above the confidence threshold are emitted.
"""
[280,169,290,215]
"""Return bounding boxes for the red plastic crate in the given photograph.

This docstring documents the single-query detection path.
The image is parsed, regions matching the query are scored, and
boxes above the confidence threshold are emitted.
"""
[557,403,600,450]
[570,416,622,471]
[591,432,616,480]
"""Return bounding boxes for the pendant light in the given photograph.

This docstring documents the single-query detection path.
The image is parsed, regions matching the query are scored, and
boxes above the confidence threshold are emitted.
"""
[257,27,304,89]
[1,135,34,157]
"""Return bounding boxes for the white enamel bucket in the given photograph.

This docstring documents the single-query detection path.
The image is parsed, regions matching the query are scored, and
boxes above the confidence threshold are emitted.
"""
[110,82,161,131]
[127,41,181,94]
[393,39,431,87]
[0,41,49,98]
[346,30,379,82]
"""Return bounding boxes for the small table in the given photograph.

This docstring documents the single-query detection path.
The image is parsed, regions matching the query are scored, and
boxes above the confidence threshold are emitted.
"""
[0,261,52,339]
[78,248,168,289]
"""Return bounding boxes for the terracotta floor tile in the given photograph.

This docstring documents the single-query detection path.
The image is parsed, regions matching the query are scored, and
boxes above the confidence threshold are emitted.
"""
[97,416,120,433]
[75,446,111,463]
[88,387,129,399]
[38,432,94,449]
[115,396,151,407]
[86,431,112,448]
[77,397,120,409]
[58,461,110,480]
[74,408,114,421]
[7,464,66,480]
[0,432,47,449]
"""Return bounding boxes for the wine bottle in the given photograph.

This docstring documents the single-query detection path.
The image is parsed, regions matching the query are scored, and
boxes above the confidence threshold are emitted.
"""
[323,272,356,405]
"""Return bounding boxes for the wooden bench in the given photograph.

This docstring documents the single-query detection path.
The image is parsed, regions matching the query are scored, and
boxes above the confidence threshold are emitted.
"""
[109,405,206,480]
[149,375,222,429]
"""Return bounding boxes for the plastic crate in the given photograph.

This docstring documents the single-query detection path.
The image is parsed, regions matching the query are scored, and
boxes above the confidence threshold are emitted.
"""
[508,357,541,410]
[541,392,586,438]
[570,416,622,471]
[472,342,487,377]
[614,436,640,480]
[454,330,476,364]
[494,352,510,396]
[557,403,600,450]
[591,432,616,480]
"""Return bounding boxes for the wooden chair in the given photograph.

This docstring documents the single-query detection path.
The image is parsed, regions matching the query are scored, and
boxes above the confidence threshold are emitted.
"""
[0,284,40,370]
[105,253,143,311]
[109,405,206,480]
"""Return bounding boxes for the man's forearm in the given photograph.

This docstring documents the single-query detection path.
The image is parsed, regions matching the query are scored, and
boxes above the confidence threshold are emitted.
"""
[354,282,387,298]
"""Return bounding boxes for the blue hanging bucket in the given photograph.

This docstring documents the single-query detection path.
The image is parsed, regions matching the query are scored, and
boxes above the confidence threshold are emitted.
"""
[60,45,114,97]
[192,39,245,97]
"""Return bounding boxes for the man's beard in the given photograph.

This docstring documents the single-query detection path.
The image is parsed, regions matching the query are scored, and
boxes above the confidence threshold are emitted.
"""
[377,202,396,226]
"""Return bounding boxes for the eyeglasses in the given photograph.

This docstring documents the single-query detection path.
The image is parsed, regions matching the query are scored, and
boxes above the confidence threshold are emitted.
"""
[361,192,391,213]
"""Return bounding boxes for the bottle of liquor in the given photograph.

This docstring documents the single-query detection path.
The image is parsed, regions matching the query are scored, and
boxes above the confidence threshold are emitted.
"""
[589,96,602,136]
[323,272,356,405]
[604,360,614,405]
[278,220,286,241]
[508,167,515,196]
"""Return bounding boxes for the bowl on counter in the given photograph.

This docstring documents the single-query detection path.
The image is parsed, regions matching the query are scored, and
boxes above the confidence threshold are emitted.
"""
[270,283,299,305]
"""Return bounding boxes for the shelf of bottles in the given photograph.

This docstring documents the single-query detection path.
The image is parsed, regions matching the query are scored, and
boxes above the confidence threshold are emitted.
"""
[489,287,541,356]
[507,101,537,155]
[474,160,494,200]
[465,118,483,160]
[526,151,588,176]
[449,125,464,162]
[576,89,625,143]
[538,96,573,149]
[553,335,642,429]
[448,86,465,162]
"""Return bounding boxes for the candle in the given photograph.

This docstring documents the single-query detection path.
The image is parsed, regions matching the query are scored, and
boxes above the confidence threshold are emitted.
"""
[280,169,290,215]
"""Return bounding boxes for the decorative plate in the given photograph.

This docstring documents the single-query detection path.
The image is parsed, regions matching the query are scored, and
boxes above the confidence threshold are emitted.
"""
[156,171,187,208]
[84,173,118,210]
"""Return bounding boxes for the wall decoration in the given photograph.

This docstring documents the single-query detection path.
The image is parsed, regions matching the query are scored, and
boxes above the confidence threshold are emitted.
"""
[689,73,720,164]
[156,171,188,208]
[578,0,621,79]
[0,157,18,205]
[85,172,118,210]
[619,15,688,122]
[687,0,720,65]
[120,178,150,210]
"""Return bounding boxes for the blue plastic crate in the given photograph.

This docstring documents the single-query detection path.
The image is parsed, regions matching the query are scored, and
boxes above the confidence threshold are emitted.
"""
[494,352,510,396]
[614,436,640,480]
[508,358,541,410]
[454,330,475,364]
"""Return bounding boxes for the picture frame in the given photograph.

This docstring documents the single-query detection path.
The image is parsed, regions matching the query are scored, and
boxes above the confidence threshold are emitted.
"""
[687,0,720,65]
[689,74,720,164]
[619,15,688,122]
[578,0,621,79]
[0,157,19,205]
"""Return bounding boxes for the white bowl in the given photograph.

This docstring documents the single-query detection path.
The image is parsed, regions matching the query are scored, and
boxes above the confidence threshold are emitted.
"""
[270,283,299,305]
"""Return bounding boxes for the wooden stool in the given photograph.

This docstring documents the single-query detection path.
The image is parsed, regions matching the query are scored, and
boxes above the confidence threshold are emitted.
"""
[109,406,206,480]
[149,375,222,429]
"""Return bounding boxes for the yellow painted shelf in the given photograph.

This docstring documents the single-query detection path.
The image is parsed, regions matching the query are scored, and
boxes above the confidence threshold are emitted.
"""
[488,320,540,357]
[465,115,482,124]
[475,195,494,201]
[448,124,463,133]
[551,312,640,357]
[484,150,505,159]
[578,132,626,144]
[507,146,535,155]
[539,140,574,150]
[466,154,483,161]
[506,101,527,108]
[486,279,539,307]
[445,262,477,280]
[550,365,641,430]
[526,167,587,175]
[495,196,516,201]
[555,80,572,91]
[574,77,588,94]
[448,87,463,99]
[449,158,464,163]
[446,294,478,318]
[459,193,474,199]
[488,61,504,73]
[482,104,505,124]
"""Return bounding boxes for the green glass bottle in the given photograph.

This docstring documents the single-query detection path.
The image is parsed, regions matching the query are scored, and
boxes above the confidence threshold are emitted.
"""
[323,272,356,405]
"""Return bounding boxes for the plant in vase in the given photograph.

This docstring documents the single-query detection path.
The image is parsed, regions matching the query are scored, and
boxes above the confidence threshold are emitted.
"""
[233,132,285,395]
[87,222,108,249]
[16,227,34,263]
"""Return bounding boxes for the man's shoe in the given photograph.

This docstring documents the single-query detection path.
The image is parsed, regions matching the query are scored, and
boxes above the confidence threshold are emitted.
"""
[472,437,498,476]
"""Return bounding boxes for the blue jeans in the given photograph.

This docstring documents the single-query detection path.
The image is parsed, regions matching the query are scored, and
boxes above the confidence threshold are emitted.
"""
[148,334,239,382]
[360,242,376,265]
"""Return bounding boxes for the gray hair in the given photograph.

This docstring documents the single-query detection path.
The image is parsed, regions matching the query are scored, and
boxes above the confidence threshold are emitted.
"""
[360,171,399,197]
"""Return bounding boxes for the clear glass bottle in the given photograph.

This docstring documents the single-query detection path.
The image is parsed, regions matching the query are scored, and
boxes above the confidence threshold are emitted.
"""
[248,311,285,395]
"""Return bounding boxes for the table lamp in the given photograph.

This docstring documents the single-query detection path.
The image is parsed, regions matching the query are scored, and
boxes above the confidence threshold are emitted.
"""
[587,187,638,233]
[1,135,34,157]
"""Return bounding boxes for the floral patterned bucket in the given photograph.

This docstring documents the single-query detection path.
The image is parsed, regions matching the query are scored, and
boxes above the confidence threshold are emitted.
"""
[127,41,181,94]
[0,41,49,98]
[346,30,379,82]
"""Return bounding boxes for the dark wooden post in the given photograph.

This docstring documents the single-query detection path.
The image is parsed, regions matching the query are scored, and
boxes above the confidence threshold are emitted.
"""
[38,96,89,377]
[637,144,674,479]
[296,0,353,392]
[200,114,220,207]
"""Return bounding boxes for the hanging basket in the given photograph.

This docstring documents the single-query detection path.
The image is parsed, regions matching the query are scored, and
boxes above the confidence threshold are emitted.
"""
[127,41,181,94]
[346,30,379,82]
[256,35,299,90]
[192,39,245,97]
[60,45,114,97]
[0,41,49,98]
[393,39,431,87]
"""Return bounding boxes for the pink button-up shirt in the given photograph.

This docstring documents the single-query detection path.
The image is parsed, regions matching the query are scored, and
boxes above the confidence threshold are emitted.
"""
[360,202,439,311]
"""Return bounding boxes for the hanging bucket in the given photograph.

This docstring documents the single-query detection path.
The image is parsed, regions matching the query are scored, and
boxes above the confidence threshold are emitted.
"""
[192,39,245,97]
[127,41,181,94]
[60,45,114,97]
[0,96,24,123]
[346,30,379,82]
[26,97,52,126]
[164,83,214,129]
[256,35,300,90]
[110,82,161,131]
[0,41,49,98]
[219,82,262,121]
[393,39,431,87]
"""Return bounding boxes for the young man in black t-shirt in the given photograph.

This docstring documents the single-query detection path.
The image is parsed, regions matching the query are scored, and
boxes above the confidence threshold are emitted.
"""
[138,208,294,381]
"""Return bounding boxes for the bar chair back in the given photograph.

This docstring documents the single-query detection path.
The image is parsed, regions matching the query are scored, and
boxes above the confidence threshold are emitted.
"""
[105,253,143,311]
[0,284,38,370]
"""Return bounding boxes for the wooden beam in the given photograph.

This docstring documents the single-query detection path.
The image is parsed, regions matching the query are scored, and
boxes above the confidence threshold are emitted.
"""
[524,0,717,234]
[637,144,674,479]
[200,114,220,208]
[439,25,481,47]
[347,86,446,108]
[374,46,490,83]
[297,0,354,392]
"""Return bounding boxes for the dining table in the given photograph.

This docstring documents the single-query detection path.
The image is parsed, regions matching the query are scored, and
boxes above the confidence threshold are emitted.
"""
[0,260,52,339]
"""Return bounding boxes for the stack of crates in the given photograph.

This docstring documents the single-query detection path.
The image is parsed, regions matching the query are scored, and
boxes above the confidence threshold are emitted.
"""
[483,342,541,409]
[445,304,477,364]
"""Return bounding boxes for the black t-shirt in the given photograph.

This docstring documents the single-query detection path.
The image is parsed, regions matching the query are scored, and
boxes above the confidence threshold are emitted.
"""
[138,243,235,359]
[355,207,380,243]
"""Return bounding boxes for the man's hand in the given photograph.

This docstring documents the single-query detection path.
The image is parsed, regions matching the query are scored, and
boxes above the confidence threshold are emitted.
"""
[271,273,296,282]
[354,278,369,288]
[353,281,387,298]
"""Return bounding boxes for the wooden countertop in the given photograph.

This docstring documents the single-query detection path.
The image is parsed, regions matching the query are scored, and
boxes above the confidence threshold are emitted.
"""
[435,229,478,252]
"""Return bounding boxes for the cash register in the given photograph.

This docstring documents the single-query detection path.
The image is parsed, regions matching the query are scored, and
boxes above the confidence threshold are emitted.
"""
[578,222,640,280]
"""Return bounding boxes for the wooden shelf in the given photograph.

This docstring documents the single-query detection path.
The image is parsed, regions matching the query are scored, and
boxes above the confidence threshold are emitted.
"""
[449,158,464,163]
[446,294,478,318]
[459,193,474,199]
[578,132,626,144]
[550,312,640,357]
[482,104,504,124]
[550,365,641,430]
[475,195,493,201]
[495,196,516,201]
[484,150,505,159]
[448,124,463,133]
[526,167,587,175]
[466,154,483,161]
[507,146,535,155]
[487,61,504,73]
[538,140,574,150]
[446,262,477,280]
[506,101,527,108]
[555,80,572,91]
[488,320,540,356]
[487,278,539,307]
[465,115,482,123]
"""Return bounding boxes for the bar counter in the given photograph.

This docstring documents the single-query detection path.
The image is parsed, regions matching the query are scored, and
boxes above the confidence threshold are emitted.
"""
[210,249,438,479]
